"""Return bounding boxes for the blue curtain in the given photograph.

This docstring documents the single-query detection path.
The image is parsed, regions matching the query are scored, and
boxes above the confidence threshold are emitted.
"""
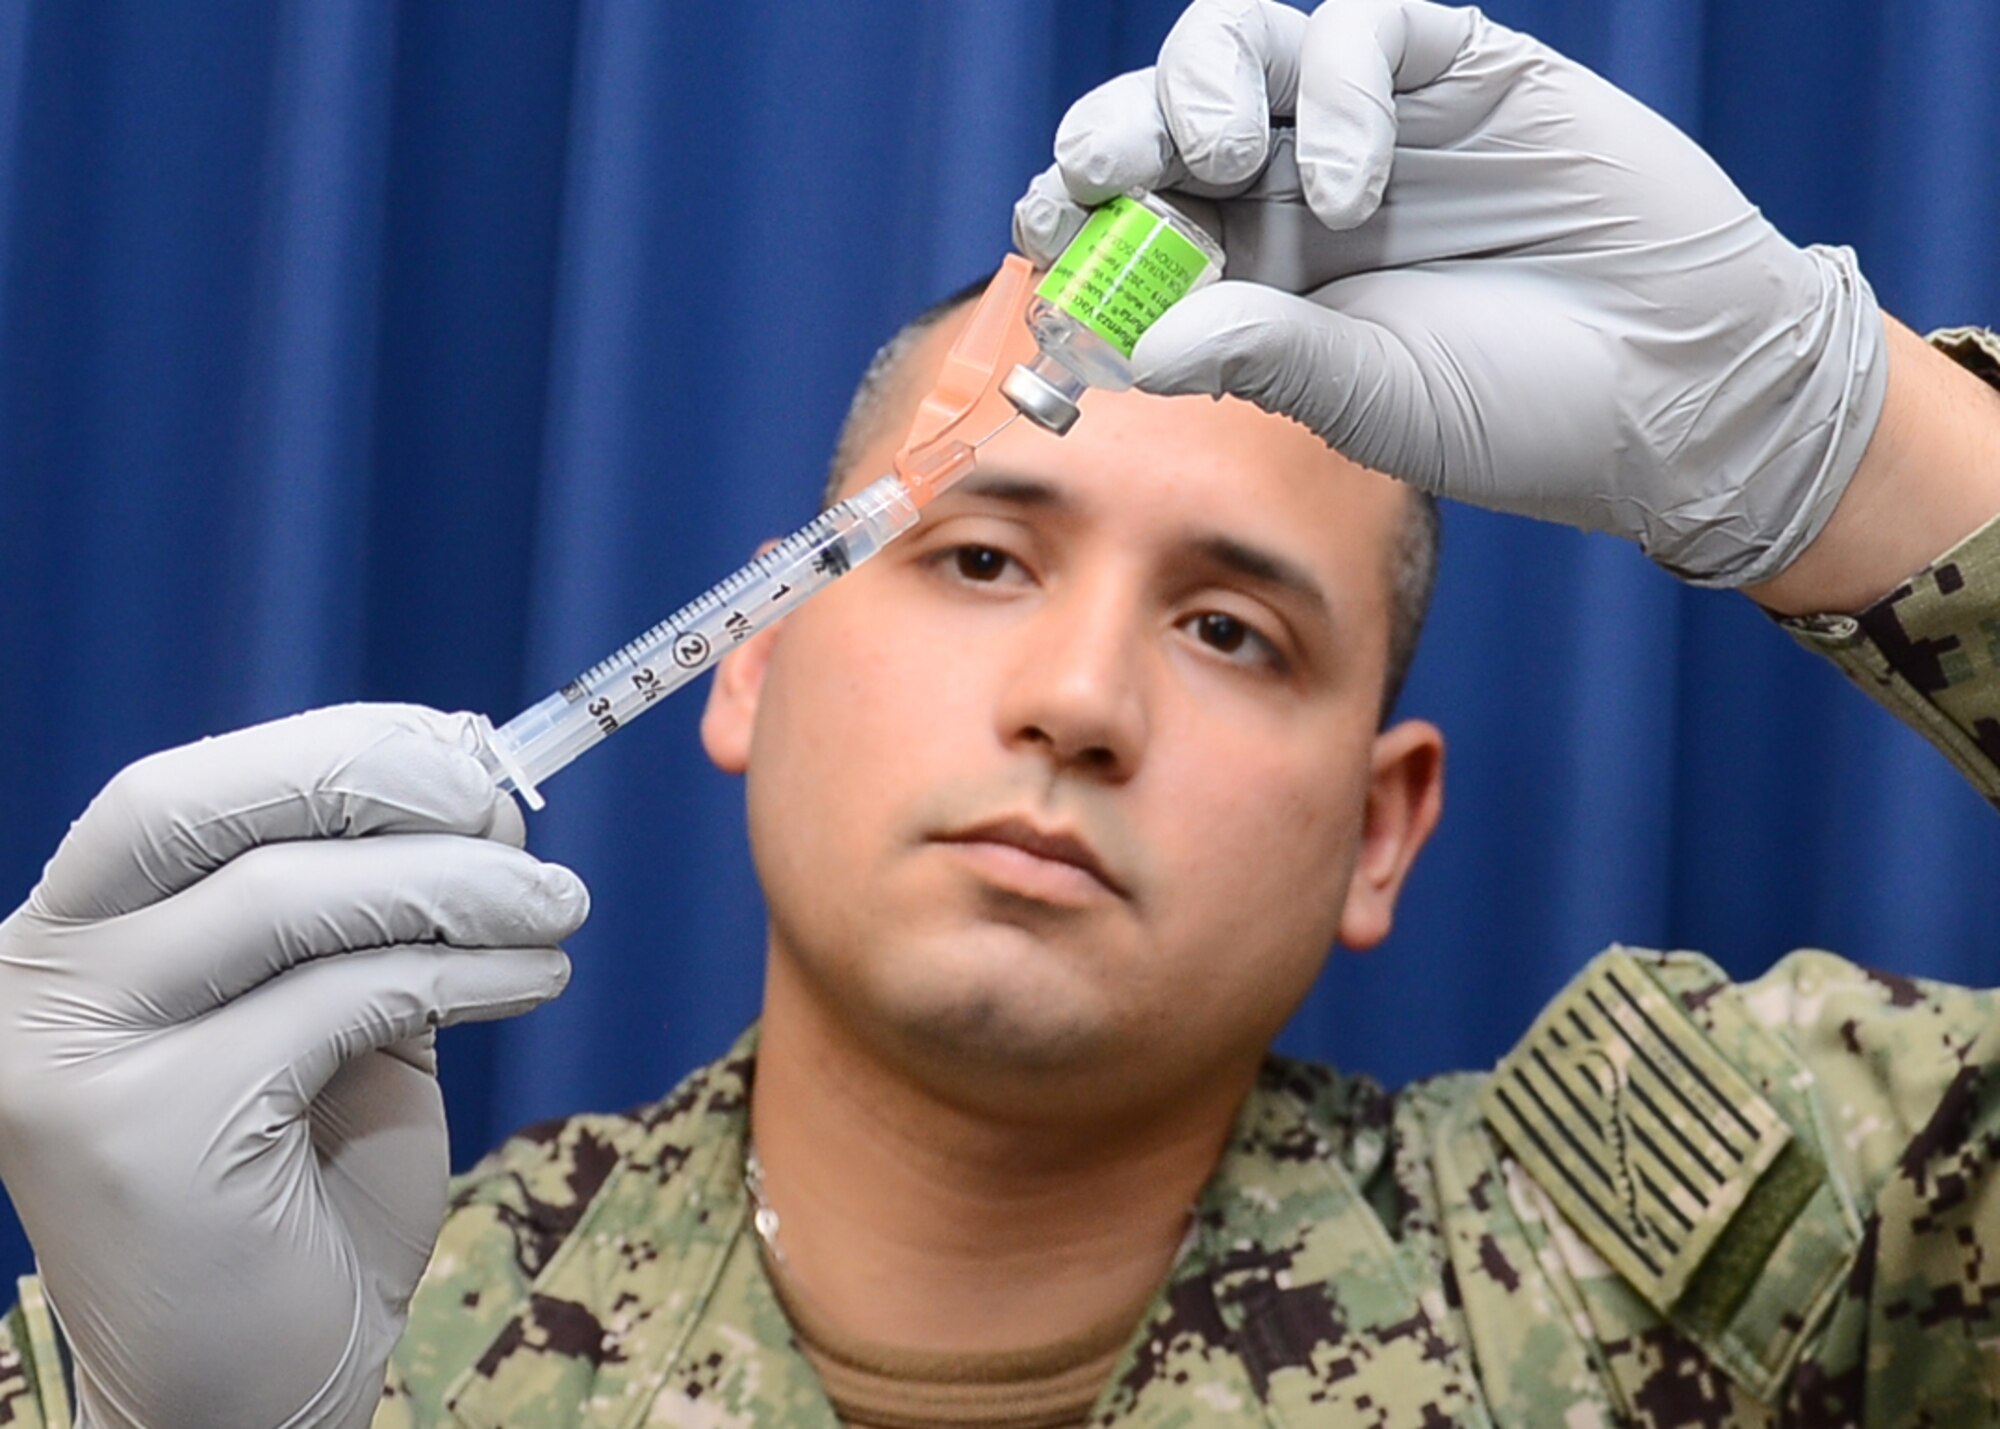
[1,1,1995,1288]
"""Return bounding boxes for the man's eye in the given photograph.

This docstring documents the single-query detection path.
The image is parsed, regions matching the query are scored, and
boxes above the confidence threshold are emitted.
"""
[1184,611,1285,672]
[1195,612,1248,653]
[951,545,1013,582]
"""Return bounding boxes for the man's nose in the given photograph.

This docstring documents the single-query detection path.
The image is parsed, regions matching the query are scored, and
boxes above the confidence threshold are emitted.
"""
[995,578,1149,780]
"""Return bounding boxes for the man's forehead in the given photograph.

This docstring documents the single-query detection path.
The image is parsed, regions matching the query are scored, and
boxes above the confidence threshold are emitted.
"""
[844,291,1408,596]
[965,294,1377,457]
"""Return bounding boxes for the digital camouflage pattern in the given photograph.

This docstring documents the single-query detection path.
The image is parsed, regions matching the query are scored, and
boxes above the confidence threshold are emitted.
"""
[1781,327,2000,810]
[401,946,2000,1427]
[0,333,1997,1428]
[0,1280,68,1427]
[7,945,2000,1428]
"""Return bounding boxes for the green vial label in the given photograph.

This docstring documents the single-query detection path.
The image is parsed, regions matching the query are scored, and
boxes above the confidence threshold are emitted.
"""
[1036,196,1210,358]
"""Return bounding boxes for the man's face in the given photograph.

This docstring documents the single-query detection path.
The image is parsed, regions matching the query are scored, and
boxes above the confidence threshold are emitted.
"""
[704,302,1440,1120]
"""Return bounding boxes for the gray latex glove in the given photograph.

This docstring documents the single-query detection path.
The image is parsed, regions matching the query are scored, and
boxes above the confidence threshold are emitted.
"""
[1013,0,1888,587]
[0,705,586,1429]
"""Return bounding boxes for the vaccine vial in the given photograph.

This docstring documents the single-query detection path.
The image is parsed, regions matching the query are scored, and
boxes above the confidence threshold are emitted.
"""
[1002,192,1225,435]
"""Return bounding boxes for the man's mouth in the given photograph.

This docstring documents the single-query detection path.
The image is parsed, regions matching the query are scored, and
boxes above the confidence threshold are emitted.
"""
[933,816,1127,903]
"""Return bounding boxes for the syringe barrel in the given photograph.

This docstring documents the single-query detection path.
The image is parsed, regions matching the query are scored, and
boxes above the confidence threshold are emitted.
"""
[473,695,598,809]
[476,473,921,808]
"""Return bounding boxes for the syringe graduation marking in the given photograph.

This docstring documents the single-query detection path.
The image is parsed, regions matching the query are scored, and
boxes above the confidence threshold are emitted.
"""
[562,505,854,700]
[479,364,1020,806]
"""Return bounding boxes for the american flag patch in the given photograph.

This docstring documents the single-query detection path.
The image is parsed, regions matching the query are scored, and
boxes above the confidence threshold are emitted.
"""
[1480,949,1796,1309]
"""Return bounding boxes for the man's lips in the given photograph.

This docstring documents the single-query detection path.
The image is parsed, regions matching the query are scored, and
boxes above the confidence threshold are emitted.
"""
[933,816,1127,900]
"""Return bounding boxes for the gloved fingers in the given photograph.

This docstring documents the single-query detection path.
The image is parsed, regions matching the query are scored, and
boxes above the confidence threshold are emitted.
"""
[1130,278,1444,484]
[1013,164,1091,267]
[31,704,525,925]
[80,833,587,1023]
[1156,0,1309,185]
[1188,132,1363,290]
[1046,2,1312,206]
[380,1030,438,1077]
[1135,269,1638,522]
[1294,0,1476,230]
[1023,2,1309,268]
[217,941,572,1119]
[1051,67,1187,207]
[1014,161,1231,273]
[310,1050,449,1304]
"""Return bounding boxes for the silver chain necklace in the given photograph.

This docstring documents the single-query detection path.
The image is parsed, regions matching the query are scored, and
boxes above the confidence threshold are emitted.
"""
[743,1143,786,1266]
[744,1143,1202,1275]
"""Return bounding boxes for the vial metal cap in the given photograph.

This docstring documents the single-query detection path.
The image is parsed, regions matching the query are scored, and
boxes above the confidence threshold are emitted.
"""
[1000,363,1081,436]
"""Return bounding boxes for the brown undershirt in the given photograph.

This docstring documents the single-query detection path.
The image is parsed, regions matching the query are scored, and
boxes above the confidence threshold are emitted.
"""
[768,1264,1148,1429]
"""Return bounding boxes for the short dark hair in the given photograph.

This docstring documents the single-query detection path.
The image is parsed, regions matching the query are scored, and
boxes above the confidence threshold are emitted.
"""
[824,284,1440,723]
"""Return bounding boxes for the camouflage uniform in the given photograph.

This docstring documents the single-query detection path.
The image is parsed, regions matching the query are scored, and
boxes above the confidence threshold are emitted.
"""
[0,332,1996,1428]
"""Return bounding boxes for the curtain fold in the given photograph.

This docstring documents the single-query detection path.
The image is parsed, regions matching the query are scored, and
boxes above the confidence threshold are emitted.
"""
[1,0,1995,1286]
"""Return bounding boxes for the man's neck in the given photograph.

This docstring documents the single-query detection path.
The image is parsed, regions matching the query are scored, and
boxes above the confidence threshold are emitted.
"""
[745,955,1256,1355]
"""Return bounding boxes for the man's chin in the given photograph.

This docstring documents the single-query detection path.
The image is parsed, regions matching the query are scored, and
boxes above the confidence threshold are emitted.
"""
[859,940,1119,1084]
[890,991,1106,1077]
[774,915,1142,1111]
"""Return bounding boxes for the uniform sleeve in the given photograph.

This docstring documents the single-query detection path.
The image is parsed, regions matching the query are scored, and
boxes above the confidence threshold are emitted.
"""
[1461,947,2000,1424]
[0,1278,71,1428]
[1780,327,2000,806]
[1725,950,2000,1422]
[374,1111,636,1428]
[372,1136,558,1427]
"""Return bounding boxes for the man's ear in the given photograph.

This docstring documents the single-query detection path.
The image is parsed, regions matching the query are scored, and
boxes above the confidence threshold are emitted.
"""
[699,543,786,775]
[699,621,782,774]
[1337,719,1445,951]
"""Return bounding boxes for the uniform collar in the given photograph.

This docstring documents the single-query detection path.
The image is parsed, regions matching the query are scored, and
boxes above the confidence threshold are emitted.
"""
[447,1034,1488,1428]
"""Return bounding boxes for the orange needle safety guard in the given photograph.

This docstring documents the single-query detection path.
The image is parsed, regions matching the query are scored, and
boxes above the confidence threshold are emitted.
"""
[891,253,1034,508]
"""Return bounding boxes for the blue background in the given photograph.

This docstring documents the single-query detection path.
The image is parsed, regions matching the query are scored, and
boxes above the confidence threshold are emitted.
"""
[1,0,1995,1287]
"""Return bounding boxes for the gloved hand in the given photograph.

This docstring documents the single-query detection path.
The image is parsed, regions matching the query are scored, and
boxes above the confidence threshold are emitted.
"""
[1013,0,1888,587]
[0,705,586,1429]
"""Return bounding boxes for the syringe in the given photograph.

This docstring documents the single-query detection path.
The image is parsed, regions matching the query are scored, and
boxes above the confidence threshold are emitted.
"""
[471,421,1012,809]
[473,255,1038,807]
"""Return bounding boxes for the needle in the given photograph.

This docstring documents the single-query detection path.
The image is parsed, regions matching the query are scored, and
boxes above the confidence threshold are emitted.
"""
[968,411,1021,449]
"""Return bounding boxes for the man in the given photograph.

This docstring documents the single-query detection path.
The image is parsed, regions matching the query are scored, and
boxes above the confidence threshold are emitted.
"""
[2,2,1999,1425]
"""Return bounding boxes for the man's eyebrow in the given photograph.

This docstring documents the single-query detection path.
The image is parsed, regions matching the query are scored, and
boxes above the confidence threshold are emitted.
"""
[945,471,1333,621]
[1189,534,1333,623]
[948,472,1074,512]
